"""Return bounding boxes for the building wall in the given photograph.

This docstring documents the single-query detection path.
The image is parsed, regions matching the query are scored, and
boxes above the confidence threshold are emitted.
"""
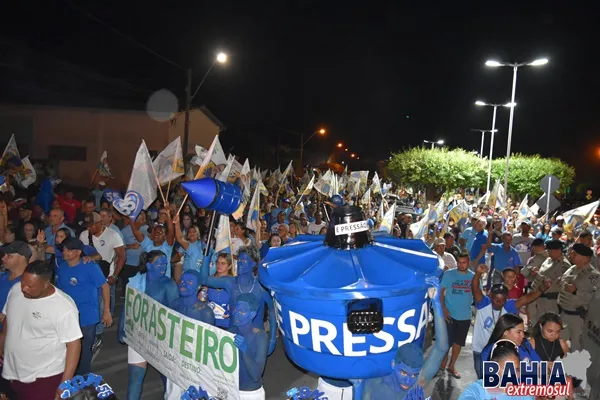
[0,104,222,189]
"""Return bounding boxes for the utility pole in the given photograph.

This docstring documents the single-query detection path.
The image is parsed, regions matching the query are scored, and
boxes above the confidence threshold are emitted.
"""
[182,68,192,164]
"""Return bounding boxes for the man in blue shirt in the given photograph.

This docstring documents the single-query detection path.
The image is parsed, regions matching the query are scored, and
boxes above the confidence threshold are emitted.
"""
[0,241,31,331]
[459,216,479,253]
[440,253,475,379]
[270,198,292,228]
[55,238,112,375]
[469,217,489,267]
[487,230,521,286]
[44,209,74,260]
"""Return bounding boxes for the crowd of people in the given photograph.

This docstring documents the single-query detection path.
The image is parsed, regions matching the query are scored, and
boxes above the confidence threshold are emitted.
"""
[0,170,598,399]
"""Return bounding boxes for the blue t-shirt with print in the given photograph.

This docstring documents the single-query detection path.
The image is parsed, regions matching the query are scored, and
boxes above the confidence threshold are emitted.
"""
[56,260,107,327]
[461,227,477,252]
[441,268,475,321]
[489,243,521,272]
[122,224,148,266]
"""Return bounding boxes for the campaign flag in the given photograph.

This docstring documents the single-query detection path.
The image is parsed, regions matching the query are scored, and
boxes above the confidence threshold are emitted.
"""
[193,136,228,179]
[370,172,382,195]
[314,170,333,196]
[0,134,21,169]
[449,199,469,222]
[296,175,315,204]
[350,171,369,191]
[410,205,431,240]
[152,137,184,185]
[240,159,251,197]
[294,201,305,218]
[15,156,36,188]
[35,178,54,213]
[360,188,371,207]
[517,195,530,223]
[378,203,396,234]
[563,200,600,233]
[260,169,268,181]
[279,160,293,186]
[218,155,235,182]
[245,185,261,231]
[97,151,113,178]
[215,214,232,254]
[113,141,157,220]
[487,180,501,209]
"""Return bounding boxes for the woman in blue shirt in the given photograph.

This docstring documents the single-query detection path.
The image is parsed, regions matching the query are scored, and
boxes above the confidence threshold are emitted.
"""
[207,253,233,329]
[173,215,204,283]
[536,223,551,242]
[480,313,541,371]
[460,339,535,400]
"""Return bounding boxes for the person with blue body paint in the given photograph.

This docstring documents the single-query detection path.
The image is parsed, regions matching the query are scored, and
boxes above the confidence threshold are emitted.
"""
[350,276,449,400]
[118,250,179,400]
[130,206,175,278]
[164,270,215,399]
[231,293,268,400]
[200,245,277,356]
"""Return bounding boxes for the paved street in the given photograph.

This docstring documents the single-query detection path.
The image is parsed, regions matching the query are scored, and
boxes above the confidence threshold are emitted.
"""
[94,297,475,399]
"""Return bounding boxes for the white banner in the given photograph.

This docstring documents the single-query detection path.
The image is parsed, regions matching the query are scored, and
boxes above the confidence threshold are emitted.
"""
[124,287,240,400]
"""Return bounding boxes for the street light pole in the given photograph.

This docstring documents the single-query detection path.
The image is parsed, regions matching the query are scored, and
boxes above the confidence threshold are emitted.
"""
[503,66,518,204]
[182,52,228,163]
[487,105,498,193]
[479,131,485,158]
[485,57,547,202]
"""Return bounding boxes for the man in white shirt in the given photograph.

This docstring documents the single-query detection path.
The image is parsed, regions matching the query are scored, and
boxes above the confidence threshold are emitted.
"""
[308,211,327,235]
[79,212,125,353]
[0,260,82,400]
[433,238,457,270]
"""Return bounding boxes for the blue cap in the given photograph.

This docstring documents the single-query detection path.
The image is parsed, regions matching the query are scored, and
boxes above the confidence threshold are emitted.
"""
[182,178,242,215]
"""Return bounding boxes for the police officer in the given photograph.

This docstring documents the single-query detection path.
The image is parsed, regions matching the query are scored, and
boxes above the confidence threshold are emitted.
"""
[558,243,600,351]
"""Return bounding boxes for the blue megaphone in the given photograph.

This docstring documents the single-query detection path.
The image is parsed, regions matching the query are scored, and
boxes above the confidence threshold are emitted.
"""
[182,178,242,215]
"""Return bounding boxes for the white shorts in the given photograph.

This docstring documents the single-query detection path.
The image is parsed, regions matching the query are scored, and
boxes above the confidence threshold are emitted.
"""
[163,379,184,400]
[240,386,265,400]
[317,378,353,400]
[128,346,146,364]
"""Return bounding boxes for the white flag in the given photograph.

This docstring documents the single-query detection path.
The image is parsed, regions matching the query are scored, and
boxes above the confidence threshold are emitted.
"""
[215,215,232,254]
[127,141,158,212]
[15,156,36,188]
[378,203,396,234]
[153,137,184,185]
[370,172,382,195]
[218,155,235,182]
[246,185,261,231]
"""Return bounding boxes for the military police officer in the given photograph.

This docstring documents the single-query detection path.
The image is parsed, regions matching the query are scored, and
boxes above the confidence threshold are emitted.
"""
[558,243,600,351]
[522,239,571,326]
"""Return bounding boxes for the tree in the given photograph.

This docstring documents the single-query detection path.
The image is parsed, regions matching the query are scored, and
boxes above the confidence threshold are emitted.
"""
[490,154,575,199]
[388,148,575,201]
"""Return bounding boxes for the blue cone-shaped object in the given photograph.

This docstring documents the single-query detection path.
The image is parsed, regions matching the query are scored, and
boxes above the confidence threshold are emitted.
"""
[259,205,441,379]
[182,178,242,215]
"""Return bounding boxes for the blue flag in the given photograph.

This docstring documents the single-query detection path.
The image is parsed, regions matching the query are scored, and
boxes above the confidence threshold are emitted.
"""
[35,178,54,213]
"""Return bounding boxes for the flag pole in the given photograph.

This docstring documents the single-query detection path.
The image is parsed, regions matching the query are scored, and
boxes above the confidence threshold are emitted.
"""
[89,169,98,188]
[165,154,178,201]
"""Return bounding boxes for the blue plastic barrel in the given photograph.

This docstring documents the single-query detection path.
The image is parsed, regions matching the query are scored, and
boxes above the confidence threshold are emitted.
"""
[259,206,440,379]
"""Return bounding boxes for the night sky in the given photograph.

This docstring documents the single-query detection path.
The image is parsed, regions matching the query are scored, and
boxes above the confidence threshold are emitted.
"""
[2,2,599,182]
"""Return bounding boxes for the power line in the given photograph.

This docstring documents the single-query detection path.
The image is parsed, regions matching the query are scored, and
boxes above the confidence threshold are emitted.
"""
[60,0,185,71]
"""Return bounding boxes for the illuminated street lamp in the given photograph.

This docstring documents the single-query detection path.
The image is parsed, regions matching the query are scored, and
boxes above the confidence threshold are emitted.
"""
[423,139,444,149]
[351,153,356,158]
[300,128,326,173]
[337,142,343,148]
[183,52,229,161]
[485,57,548,201]
[475,100,516,192]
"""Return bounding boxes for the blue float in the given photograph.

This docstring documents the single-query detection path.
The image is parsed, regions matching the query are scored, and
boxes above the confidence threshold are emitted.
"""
[259,205,440,379]
[182,178,242,215]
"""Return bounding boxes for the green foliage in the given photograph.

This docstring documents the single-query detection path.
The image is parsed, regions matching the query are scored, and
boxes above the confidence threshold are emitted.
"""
[388,148,575,200]
[490,154,575,198]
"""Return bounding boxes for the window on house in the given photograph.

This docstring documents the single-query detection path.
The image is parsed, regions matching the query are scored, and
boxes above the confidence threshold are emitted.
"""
[48,145,87,161]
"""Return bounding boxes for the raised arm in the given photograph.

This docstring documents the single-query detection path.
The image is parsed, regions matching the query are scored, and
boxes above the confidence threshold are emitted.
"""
[172,214,190,250]
[199,250,230,291]
[471,264,487,305]
[473,226,493,266]
[515,279,549,309]
[421,276,449,382]
[130,219,145,243]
